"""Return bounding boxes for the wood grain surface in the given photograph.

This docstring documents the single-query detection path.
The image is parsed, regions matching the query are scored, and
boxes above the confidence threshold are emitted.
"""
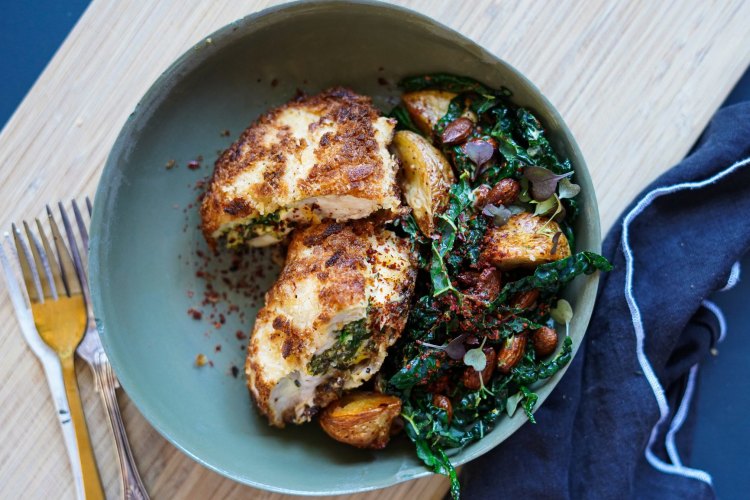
[1,1,749,499]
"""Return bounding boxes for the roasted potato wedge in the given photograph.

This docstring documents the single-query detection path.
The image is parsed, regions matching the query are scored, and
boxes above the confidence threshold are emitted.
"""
[393,131,455,236]
[480,212,571,270]
[319,392,402,449]
[402,90,457,137]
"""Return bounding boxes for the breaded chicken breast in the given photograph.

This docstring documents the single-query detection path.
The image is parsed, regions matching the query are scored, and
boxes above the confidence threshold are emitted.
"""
[245,220,416,427]
[201,88,401,248]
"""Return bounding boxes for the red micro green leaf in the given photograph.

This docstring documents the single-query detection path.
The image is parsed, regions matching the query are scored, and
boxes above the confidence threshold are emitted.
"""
[522,166,573,201]
[464,139,494,166]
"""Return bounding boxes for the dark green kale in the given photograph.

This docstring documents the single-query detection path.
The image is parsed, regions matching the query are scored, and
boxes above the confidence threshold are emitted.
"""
[388,297,452,391]
[512,336,574,386]
[390,213,430,269]
[482,315,545,340]
[445,213,488,272]
[488,116,534,178]
[435,96,465,135]
[561,221,577,253]
[516,108,572,175]
[392,211,422,240]
[490,252,613,312]
[388,104,422,134]
[402,404,461,498]
[399,73,498,95]
[447,141,473,177]
[389,352,446,392]
[308,320,369,375]
[518,385,539,422]
[404,296,444,341]
[396,332,574,499]
[429,174,474,296]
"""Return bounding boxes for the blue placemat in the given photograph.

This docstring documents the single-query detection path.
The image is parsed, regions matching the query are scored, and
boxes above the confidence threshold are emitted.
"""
[0,0,90,125]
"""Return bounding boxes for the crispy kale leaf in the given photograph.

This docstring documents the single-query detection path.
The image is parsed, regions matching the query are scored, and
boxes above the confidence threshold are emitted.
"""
[430,174,474,296]
[490,252,613,312]
[513,336,574,386]
[435,96,465,136]
[399,73,498,95]
[388,104,422,134]
[516,108,572,175]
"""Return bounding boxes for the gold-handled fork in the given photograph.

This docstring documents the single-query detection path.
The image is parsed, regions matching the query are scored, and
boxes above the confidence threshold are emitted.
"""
[8,213,105,500]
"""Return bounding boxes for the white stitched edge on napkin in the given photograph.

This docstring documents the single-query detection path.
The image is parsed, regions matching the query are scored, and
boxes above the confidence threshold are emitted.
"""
[621,155,750,485]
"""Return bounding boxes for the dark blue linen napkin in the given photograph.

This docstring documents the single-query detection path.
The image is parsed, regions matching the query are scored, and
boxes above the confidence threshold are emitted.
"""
[461,102,750,499]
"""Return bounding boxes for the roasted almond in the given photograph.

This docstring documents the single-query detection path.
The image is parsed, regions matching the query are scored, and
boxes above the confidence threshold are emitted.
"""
[441,117,474,145]
[512,289,540,310]
[483,178,520,207]
[532,326,558,358]
[473,184,492,207]
[457,267,502,302]
[462,346,497,390]
[432,395,454,423]
[497,333,527,374]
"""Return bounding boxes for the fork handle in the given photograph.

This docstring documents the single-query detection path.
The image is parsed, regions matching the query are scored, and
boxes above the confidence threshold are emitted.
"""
[41,357,87,500]
[92,351,150,500]
[61,355,105,500]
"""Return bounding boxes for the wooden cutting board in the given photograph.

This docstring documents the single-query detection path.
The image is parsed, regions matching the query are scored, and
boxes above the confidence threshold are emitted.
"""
[0,1,748,498]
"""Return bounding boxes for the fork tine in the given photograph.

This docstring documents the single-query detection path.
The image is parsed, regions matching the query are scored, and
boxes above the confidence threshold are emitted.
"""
[59,202,89,290]
[33,219,65,299]
[11,224,43,303]
[47,206,81,296]
[23,221,56,300]
[1,234,30,309]
[72,199,89,257]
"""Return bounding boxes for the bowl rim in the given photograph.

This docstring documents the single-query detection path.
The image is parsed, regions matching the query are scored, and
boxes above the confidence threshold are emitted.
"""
[90,0,602,495]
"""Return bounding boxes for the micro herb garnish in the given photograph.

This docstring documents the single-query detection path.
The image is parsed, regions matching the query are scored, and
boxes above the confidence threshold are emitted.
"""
[523,166,574,201]
[550,298,574,337]
[418,333,467,360]
[533,194,565,233]
[464,338,494,398]
[482,203,512,227]
[463,338,487,372]
[558,177,581,199]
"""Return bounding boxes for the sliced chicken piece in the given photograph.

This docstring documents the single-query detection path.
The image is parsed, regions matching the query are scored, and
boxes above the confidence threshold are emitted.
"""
[245,220,416,427]
[201,88,401,248]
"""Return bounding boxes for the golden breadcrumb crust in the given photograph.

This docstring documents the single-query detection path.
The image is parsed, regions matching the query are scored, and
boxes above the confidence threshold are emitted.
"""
[200,88,400,246]
[246,219,416,426]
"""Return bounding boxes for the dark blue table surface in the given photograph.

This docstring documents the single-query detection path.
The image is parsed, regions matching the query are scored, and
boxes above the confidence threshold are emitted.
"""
[0,0,90,124]
[1,2,747,497]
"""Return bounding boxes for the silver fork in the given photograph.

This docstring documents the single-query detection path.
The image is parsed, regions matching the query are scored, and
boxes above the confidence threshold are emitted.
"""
[0,232,87,500]
[59,199,150,500]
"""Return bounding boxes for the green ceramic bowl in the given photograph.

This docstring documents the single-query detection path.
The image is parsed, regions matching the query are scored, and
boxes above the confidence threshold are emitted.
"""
[90,0,602,495]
